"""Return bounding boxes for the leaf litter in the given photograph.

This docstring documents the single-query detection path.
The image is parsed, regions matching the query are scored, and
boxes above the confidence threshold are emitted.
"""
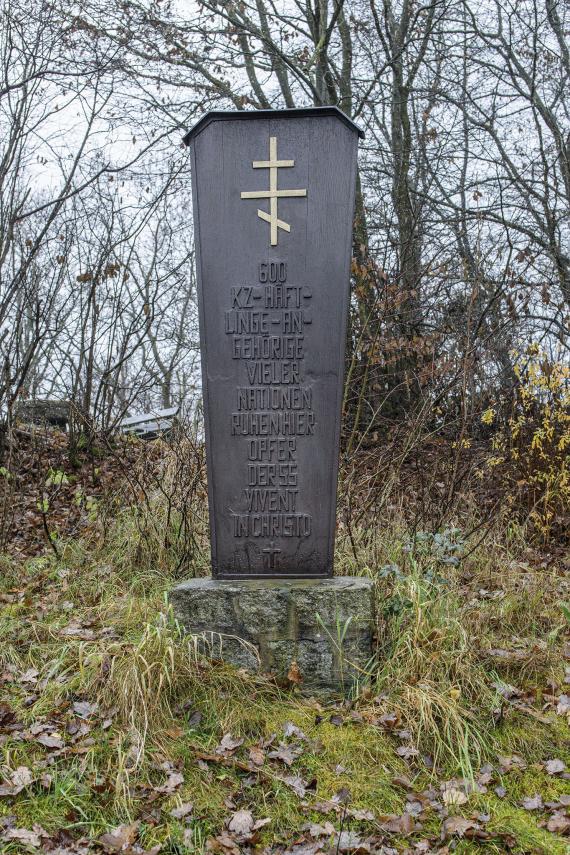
[2,530,570,853]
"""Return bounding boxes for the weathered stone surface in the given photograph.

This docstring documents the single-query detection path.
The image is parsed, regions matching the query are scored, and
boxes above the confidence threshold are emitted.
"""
[169,576,375,692]
[185,109,362,578]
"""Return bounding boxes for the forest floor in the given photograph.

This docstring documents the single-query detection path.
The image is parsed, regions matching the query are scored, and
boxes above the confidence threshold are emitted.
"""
[0,434,569,853]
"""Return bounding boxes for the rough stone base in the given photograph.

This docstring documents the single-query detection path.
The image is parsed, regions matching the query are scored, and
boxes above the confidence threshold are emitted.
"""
[169,577,375,693]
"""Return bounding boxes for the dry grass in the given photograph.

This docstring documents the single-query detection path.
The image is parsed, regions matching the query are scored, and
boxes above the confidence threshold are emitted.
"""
[0,460,568,851]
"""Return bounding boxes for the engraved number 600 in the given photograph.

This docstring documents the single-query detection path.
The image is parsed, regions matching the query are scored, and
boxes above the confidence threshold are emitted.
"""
[259,262,287,283]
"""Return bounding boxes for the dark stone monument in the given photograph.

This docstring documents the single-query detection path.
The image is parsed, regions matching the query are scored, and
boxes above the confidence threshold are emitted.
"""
[170,108,375,691]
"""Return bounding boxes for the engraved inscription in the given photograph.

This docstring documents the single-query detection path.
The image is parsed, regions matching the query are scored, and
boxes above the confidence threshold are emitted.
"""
[225,263,315,568]
[247,463,297,485]
[237,387,312,410]
[246,362,302,384]
[232,335,304,360]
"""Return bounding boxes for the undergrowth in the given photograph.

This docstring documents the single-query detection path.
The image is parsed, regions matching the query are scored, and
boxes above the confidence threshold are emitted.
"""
[0,491,568,852]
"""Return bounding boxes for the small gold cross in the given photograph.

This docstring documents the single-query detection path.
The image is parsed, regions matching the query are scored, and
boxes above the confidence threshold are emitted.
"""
[241,136,307,246]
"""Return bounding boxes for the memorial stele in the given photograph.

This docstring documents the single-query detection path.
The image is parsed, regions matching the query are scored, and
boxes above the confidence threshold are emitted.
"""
[170,108,375,691]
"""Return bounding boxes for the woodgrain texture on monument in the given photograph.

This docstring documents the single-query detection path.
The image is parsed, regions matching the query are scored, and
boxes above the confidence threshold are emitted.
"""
[170,108,374,691]
[187,108,362,579]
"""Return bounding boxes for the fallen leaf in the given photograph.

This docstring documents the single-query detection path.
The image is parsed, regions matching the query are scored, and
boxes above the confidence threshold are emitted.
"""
[396,745,419,759]
[187,709,203,728]
[334,830,370,852]
[521,794,543,810]
[312,798,341,815]
[248,746,265,766]
[492,678,524,697]
[60,623,95,640]
[39,773,52,789]
[228,809,253,836]
[170,802,193,820]
[36,732,64,749]
[547,812,570,834]
[405,800,423,818]
[378,813,415,834]
[12,766,34,789]
[0,766,34,797]
[283,722,307,740]
[491,648,532,665]
[73,701,98,718]
[281,843,327,855]
[287,661,303,684]
[349,807,375,821]
[545,759,566,776]
[99,822,140,853]
[307,821,336,837]
[216,733,244,756]
[498,754,527,772]
[279,774,308,797]
[377,711,399,730]
[392,775,414,790]
[477,770,493,787]
[0,703,17,729]
[333,786,352,805]
[165,726,184,739]
[29,721,50,736]
[206,831,240,854]
[268,742,303,766]
[155,771,184,794]
[442,816,480,839]
[1,826,43,848]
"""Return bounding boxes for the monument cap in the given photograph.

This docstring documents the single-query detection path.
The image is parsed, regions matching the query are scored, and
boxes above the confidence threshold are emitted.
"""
[183,106,365,146]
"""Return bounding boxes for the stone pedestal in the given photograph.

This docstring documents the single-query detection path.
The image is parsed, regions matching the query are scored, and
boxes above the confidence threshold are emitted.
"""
[169,577,375,693]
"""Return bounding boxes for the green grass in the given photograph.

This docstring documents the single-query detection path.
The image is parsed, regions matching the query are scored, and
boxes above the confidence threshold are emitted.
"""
[0,506,568,853]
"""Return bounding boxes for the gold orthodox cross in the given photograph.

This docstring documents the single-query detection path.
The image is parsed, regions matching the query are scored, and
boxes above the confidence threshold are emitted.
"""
[240,136,307,246]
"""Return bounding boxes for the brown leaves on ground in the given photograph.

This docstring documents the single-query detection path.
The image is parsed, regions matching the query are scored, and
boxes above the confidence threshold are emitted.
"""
[248,745,265,766]
[268,741,304,766]
[73,700,98,718]
[97,822,161,855]
[544,758,566,776]
[546,812,570,835]
[2,530,570,855]
[36,730,65,749]
[0,765,34,796]
[287,660,303,685]
[188,700,570,853]
[169,802,193,820]
[206,810,271,853]
[522,794,544,811]
[98,823,140,853]
[1,826,48,849]
[441,816,486,840]
[155,770,184,794]
[216,733,244,756]
[0,428,152,558]
[228,809,271,837]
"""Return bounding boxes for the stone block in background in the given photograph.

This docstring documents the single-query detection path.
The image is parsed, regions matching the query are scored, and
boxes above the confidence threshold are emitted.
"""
[169,576,375,693]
